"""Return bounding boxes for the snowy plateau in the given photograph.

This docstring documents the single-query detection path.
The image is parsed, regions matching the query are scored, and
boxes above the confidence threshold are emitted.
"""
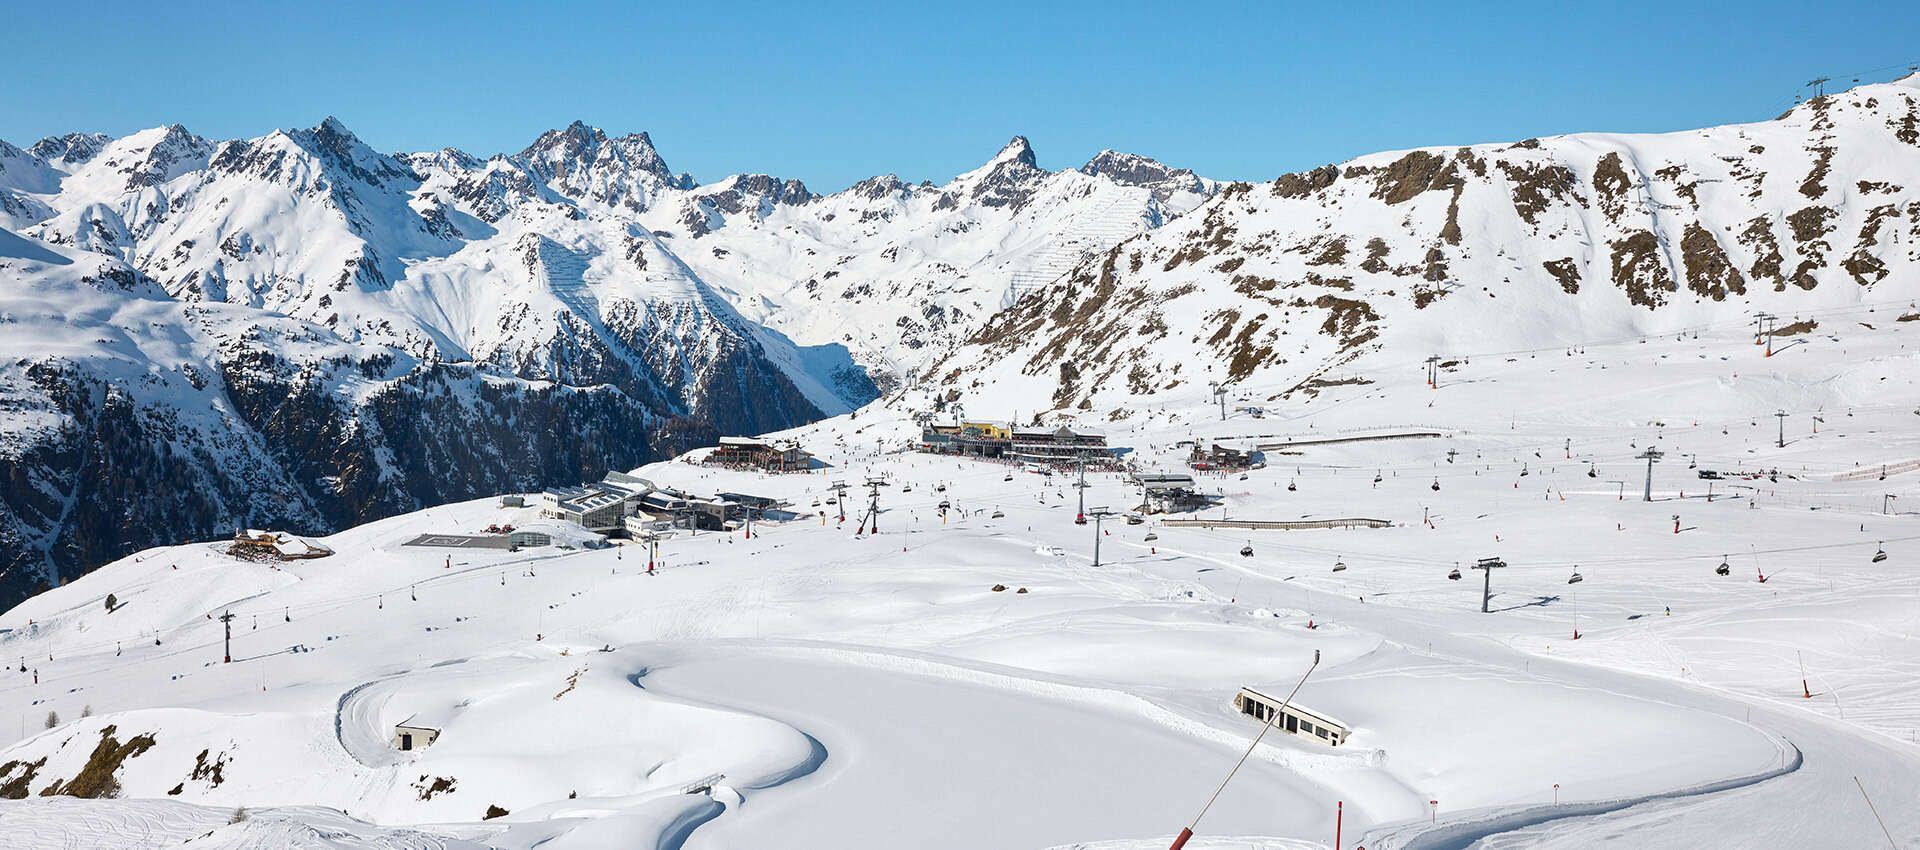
[0,75,1917,848]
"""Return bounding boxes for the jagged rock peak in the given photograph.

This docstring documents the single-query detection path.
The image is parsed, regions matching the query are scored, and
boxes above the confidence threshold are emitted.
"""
[292,117,418,186]
[517,120,673,181]
[993,135,1038,169]
[1079,149,1209,202]
[29,132,113,166]
[848,173,911,201]
[1081,149,1181,183]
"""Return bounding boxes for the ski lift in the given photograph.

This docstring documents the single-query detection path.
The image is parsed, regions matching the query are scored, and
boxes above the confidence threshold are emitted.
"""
[991,509,1005,519]
[1126,515,1144,525]
[936,484,947,493]
[1431,477,1441,491]
[1239,473,1249,481]
[1144,532,1159,542]
[1003,473,1013,482]
[1587,464,1597,478]
[901,484,914,493]
[1372,472,1383,485]
[1240,543,1255,558]
[1447,567,1462,581]
[811,499,821,507]
[1716,556,1731,576]
[938,499,951,511]
[1872,543,1888,563]
[1567,570,1584,585]
[1332,558,1347,573]
[1287,480,1297,492]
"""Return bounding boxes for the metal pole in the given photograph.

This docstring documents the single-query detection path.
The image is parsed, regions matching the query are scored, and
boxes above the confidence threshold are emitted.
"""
[1076,457,1087,523]
[220,610,233,663]
[1089,508,1113,567]
[1638,448,1662,502]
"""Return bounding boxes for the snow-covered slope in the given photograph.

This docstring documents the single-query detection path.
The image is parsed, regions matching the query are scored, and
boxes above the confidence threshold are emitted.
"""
[1,295,1917,848]
[934,76,1920,418]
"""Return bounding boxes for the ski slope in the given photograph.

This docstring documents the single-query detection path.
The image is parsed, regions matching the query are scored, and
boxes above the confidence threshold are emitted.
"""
[1,301,1918,848]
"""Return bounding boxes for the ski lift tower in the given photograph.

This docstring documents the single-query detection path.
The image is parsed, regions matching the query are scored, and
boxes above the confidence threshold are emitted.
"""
[1074,456,1089,523]
[861,477,889,534]
[1208,381,1228,421]
[1637,447,1664,502]
[829,480,850,523]
[1088,507,1116,567]
[1471,557,1506,613]
[1774,410,1789,449]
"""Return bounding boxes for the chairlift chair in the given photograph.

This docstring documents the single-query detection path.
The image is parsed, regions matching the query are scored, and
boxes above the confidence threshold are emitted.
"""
[1447,568,1462,580]
[1716,556,1732,576]
[1287,480,1297,492]
[1332,558,1347,573]
[1144,532,1159,542]
[938,499,951,511]
[991,509,1005,519]
[1567,570,1584,585]
[1873,543,1888,563]
[1587,464,1597,478]
[1240,543,1255,558]
[1431,478,1441,491]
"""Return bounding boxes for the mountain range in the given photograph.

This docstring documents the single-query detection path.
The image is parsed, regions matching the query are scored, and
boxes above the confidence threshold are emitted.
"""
[0,116,1212,602]
[5,75,1919,604]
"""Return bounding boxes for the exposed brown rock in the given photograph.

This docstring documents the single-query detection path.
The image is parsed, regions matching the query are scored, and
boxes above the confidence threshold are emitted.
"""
[1371,150,1453,205]
[1271,165,1339,199]
[1799,146,1836,199]
[1543,258,1581,294]
[1592,152,1632,220]
[1739,217,1786,289]
[1680,222,1746,300]
[1359,238,1391,273]
[1501,161,1578,224]
[1608,230,1676,307]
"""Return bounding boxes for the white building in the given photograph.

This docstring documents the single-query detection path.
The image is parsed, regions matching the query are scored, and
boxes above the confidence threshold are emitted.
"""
[1233,687,1351,746]
[390,717,442,751]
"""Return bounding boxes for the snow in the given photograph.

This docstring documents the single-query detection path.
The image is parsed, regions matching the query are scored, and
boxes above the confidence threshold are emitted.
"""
[4,77,1920,850]
[2,299,1918,848]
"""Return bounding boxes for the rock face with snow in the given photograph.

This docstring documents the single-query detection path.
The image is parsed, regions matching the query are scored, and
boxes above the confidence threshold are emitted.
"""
[0,118,1214,602]
[937,76,1920,416]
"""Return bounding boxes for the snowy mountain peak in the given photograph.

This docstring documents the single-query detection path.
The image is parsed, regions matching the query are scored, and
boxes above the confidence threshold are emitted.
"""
[81,123,214,191]
[1079,149,1212,203]
[517,121,675,182]
[950,135,1047,209]
[993,134,1039,168]
[28,131,113,168]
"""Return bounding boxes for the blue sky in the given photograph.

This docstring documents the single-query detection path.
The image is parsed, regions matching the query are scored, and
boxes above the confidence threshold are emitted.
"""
[5,0,1916,191]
